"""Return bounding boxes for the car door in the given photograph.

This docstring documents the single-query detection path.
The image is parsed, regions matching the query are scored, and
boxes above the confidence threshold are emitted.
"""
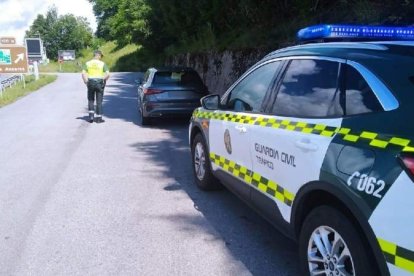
[208,61,283,199]
[249,58,344,222]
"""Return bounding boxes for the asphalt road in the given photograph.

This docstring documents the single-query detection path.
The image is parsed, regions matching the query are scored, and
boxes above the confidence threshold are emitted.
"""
[0,73,299,275]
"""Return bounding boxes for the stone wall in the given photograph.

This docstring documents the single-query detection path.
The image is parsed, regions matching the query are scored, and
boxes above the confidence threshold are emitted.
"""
[166,49,269,95]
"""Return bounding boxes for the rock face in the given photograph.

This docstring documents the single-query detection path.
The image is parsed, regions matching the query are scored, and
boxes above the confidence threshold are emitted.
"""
[166,49,269,95]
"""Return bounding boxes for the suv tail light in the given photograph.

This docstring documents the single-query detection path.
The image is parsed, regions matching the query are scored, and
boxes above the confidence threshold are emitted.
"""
[399,154,414,180]
[143,88,162,95]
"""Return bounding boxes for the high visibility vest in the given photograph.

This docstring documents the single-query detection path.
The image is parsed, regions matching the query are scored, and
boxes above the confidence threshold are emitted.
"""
[83,59,109,79]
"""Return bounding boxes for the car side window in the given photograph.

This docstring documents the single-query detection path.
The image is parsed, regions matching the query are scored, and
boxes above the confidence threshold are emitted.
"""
[272,59,343,118]
[225,61,281,113]
[344,64,383,115]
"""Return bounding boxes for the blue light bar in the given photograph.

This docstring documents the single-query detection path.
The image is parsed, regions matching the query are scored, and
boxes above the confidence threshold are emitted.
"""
[297,24,414,41]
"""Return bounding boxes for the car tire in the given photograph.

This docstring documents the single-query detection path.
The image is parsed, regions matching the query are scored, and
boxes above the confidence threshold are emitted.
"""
[141,115,150,126]
[139,104,151,126]
[191,133,221,190]
[299,206,378,276]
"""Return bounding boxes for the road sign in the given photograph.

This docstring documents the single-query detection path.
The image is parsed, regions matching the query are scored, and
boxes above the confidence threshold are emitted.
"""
[58,50,76,61]
[0,46,28,73]
[25,38,43,59]
[0,37,16,45]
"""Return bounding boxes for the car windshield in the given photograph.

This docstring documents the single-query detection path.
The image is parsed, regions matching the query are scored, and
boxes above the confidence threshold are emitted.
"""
[153,71,204,87]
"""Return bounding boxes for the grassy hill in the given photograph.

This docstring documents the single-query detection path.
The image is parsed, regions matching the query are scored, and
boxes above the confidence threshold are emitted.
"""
[39,42,140,73]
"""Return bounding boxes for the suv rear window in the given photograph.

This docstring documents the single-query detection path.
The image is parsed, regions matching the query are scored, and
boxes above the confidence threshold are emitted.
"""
[153,71,204,87]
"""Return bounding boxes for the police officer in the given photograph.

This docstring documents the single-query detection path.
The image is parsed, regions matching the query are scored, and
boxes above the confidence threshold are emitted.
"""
[82,50,110,123]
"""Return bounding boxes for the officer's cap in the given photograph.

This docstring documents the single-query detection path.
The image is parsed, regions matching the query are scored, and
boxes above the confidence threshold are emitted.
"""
[94,50,103,57]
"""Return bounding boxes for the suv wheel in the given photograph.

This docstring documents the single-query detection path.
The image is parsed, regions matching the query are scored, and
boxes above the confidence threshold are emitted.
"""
[141,114,150,126]
[191,133,221,190]
[299,206,377,276]
[139,104,150,126]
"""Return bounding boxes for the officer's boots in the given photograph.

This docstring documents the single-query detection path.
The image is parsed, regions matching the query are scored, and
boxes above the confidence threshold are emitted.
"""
[96,117,105,123]
[88,113,94,123]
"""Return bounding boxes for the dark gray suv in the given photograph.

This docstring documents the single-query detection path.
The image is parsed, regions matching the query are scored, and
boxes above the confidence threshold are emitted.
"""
[138,67,208,125]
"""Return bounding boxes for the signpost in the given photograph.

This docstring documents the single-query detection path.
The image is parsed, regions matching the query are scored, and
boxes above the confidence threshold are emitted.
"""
[0,46,28,74]
[0,37,16,45]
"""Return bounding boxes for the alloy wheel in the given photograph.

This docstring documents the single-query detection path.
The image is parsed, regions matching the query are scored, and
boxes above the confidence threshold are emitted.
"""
[307,225,355,276]
[194,142,206,181]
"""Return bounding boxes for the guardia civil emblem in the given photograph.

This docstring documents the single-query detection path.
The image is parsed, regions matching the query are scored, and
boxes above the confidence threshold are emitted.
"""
[224,129,232,154]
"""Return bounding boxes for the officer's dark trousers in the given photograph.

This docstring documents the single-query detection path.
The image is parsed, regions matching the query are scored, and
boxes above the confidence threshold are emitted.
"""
[87,78,105,117]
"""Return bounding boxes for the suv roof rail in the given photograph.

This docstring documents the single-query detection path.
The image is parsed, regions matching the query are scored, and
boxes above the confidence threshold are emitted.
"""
[265,42,388,58]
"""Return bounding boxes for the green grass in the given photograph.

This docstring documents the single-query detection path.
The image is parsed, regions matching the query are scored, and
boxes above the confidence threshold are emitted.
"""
[38,61,83,73]
[39,42,140,73]
[113,46,164,72]
[0,74,57,107]
[99,42,140,70]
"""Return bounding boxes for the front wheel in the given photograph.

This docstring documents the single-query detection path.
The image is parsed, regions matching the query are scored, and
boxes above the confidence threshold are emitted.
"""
[299,206,378,276]
[191,133,221,190]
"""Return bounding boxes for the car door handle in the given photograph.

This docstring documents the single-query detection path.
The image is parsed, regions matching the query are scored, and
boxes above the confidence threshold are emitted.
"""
[295,139,318,152]
[235,125,247,133]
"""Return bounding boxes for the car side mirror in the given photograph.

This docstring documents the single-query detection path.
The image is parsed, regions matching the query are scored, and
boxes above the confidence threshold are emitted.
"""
[136,79,143,85]
[201,94,220,110]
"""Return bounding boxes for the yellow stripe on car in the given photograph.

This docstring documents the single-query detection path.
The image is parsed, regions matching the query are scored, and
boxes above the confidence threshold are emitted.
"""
[210,152,295,206]
[378,237,414,273]
[194,110,414,153]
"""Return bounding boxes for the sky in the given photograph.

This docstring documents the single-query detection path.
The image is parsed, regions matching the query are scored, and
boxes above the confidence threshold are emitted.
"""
[0,0,97,44]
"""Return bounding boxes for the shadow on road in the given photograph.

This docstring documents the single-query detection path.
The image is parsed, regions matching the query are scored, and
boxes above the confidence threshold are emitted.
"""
[76,115,91,123]
[101,72,141,125]
[130,120,300,276]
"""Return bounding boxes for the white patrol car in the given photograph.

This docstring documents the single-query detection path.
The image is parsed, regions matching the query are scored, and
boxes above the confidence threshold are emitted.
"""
[189,24,414,276]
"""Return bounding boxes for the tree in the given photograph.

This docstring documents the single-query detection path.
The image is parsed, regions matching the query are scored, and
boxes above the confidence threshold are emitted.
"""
[25,6,93,60]
[88,0,121,40]
[88,0,414,55]
[108,0,151,46]
[25,6,58,39]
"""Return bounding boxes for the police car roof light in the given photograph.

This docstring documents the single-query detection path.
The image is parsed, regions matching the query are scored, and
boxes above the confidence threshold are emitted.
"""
[297,24,414,42]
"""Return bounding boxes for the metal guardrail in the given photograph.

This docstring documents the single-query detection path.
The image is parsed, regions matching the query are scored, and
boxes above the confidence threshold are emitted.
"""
[0,75,24,97]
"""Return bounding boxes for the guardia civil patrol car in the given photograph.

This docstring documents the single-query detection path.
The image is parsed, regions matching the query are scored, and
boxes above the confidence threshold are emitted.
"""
[189,25,414,276]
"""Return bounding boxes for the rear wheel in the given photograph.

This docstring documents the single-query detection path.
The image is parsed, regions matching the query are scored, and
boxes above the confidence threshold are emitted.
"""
[141,114,150,126]
[191,133,221,190]
[299,206,378,276]
[139,104,151,126]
